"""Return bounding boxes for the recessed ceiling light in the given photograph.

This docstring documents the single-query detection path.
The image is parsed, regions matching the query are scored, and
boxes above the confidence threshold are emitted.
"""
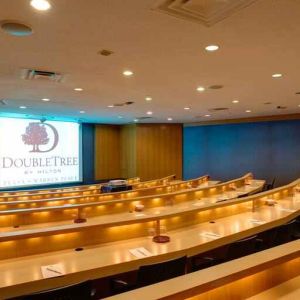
[145,97,152,101]
[232,100,239,103]
[167,117,173,121]
[204,114,211,117]
[30,0,51,11]
[146,111,153,115]
[205,45,219,52]
[42,98,50,102]
[79,110,85,114]
[107,105,114,108]
[123,70,133,76]
[134,119,139,122]
[246,110,251,113]
[184,107,190,110]
[19,106,27,109]
[196,86,205,92]
[74,88,83,91]
[272,73,283,78]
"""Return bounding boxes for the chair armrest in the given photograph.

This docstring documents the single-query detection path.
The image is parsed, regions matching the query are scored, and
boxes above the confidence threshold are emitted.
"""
[110,278,135,295]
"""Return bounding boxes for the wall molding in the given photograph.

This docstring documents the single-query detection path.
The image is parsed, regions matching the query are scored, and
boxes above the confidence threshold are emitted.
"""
[185,113,300,127]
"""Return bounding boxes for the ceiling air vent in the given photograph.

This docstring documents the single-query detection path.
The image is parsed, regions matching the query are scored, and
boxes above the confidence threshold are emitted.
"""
[209,85,223,90]
[154,0,258,27]
[0,99,7,106]
[209,107,229,112]
[98,49,114,56]
[136,116,153,121]
[21,69,64,83]
[112,101,135,107]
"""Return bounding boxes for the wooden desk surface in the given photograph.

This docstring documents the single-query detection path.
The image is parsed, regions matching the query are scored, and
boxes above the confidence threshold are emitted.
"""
[0,178,258,217]
[0,175,178,200]
[0,180,261,241]
[0,176,213,206]
[0,176,140,197]
[0,190,299,299]
[103,240,300,300]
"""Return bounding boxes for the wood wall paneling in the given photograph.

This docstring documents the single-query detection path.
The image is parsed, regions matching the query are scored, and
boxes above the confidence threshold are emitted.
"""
[94,124,183,181]
[120,125,136,179]
[136,124,182,181]
[94,125,121,180]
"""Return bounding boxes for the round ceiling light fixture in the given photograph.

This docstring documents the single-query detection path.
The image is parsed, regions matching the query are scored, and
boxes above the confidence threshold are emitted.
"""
[123,70,133,76]
[1,21,33,36]
[272,73,283,78]
[30,0,51,11]
[196,86,205,92]
[205,45,219,52]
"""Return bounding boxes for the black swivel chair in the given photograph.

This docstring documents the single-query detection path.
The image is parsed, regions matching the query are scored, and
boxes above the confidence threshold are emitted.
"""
[18,281,93,300]
[255,228,278,251]
[191,245,229,272]
[292,216,300,240]
[274,219,297,246]
[263,178,276,191]
[225,235,258,261]
[191,235,257,271]
[111,256,187,294]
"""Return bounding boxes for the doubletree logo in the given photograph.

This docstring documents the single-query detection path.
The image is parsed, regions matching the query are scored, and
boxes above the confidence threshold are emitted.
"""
[21,122,59,153]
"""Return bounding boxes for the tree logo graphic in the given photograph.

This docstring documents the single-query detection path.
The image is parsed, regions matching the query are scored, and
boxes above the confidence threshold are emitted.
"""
[22,122,59,153]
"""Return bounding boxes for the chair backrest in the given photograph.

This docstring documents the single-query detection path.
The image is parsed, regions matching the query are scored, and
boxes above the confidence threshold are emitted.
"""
[274,219,297,245]
[137,256,187,287]
[256,228,277,249]
[227,235,257,260]
[21,281,92,300]
[263,177,276,191]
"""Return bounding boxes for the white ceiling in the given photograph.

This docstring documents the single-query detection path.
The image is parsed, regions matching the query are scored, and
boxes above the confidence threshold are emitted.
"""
[0,0,300,124]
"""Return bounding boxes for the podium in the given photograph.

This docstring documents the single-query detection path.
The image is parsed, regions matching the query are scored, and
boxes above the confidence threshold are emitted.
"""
[101,184,132,193]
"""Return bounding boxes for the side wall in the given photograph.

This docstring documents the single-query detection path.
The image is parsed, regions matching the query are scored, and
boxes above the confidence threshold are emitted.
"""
[183,120,300,186]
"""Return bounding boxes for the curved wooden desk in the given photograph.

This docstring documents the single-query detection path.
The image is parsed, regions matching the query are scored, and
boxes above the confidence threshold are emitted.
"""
[103,240,300,300]
[0,178,298,298]
[0,177,141,198]
[0,174,257,228]
[0,175,212,208]
[0,176,264,259]
[0,175,177,201]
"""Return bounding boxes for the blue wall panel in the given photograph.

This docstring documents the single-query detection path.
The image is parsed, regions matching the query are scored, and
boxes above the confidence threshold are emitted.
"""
[183,120,300,186]
[82,123,95,183]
